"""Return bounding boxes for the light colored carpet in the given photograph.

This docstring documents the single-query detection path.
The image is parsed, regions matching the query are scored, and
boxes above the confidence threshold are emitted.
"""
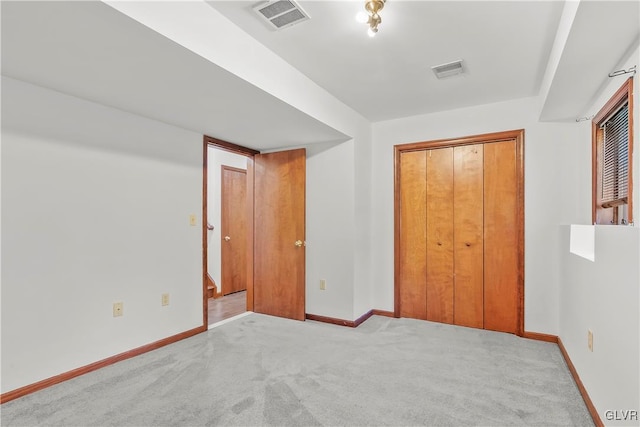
[1,314,593,426]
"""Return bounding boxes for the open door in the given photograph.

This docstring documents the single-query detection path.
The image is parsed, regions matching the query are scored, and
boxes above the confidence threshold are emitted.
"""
[253,149,306,321]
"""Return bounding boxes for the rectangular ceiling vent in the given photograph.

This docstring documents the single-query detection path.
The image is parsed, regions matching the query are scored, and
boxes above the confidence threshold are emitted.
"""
[253,0,310,31]
[431,60,465,79]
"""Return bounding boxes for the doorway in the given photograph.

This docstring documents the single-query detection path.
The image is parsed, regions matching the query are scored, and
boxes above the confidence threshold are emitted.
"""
[394,130,524,335]
[205,144,253,326]
[202,136,307,327]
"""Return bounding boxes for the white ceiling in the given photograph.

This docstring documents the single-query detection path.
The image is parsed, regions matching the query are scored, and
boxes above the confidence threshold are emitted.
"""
[208,1,565,121]
[540,0,640,121]
[2,1,639,150]
[0,1,349,150]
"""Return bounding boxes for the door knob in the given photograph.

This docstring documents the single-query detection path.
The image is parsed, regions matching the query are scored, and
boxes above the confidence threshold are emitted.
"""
[224,236,231,241]
[294,240,303,247]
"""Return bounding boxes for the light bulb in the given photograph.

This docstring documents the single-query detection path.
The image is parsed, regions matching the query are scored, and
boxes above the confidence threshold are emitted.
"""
[367,27,376,37]
[355,11,368,24]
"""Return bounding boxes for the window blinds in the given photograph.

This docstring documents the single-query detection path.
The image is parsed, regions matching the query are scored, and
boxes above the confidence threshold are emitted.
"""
[601,103,629,204]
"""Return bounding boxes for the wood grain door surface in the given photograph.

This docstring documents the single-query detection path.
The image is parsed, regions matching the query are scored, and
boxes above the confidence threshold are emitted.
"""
[396,131,523,335]
[253,149,306,321]
[483,141,519,333]
[399,150,427,319]
[426,147,454,324]
[221,166,248,295]
[453,144,484,329]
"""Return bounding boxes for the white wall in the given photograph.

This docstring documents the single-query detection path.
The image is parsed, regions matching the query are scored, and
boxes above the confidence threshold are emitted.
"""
[353,126,374,318]
[557,46,640,426]
[371,96,586,335]
[560,226,639,426]
[1,77,203,393]
[206,147,247,294]
[305,141,356,320]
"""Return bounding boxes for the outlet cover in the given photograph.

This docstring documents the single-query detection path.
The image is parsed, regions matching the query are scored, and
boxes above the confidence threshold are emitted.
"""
[162,293,170,306]
[588,329,593,352]
[320,279,326,290]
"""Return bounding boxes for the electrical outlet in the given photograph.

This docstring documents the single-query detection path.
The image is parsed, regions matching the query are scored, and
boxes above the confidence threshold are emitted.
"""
[189,214,197,226]
[162,293,170,306]
[113,302,123,317]
[320,279,326,290]
[588,329,593,352]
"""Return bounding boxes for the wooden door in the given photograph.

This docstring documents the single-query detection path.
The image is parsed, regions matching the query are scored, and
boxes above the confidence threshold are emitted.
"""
[453,144,484,329]
[221,166,247,295]
[426,148,454,324]
[253,149,306,321]
[398,150,427,319]
[395,130,524,335]
[484,141,519,333]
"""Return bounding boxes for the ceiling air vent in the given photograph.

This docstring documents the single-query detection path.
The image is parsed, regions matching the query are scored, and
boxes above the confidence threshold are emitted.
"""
[253,0,310,31]
[431,60,465,79]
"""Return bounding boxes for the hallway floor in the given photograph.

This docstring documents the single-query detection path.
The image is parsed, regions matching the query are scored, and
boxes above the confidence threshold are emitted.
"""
[207,290,246,325]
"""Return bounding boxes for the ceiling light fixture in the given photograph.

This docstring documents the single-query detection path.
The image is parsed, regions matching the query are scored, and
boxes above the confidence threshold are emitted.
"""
[356,0,386,37]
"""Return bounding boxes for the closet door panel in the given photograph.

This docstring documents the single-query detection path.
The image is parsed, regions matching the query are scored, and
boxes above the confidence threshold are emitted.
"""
[399,150,427,319]
[453,144,484,328]
[426,148,454,324]
[484,140,518,333]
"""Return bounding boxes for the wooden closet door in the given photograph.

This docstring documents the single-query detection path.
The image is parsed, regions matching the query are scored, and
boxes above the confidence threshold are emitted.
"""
[399,150,427,319]
[426,148,454,324]
[453,144,484,328]
[484,140,519,333]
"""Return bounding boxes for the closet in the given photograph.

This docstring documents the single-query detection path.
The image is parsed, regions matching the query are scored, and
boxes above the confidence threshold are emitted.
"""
[395,130,523,335]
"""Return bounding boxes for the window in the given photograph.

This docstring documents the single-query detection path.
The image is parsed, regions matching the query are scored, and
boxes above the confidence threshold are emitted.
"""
[592,77,634,225]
